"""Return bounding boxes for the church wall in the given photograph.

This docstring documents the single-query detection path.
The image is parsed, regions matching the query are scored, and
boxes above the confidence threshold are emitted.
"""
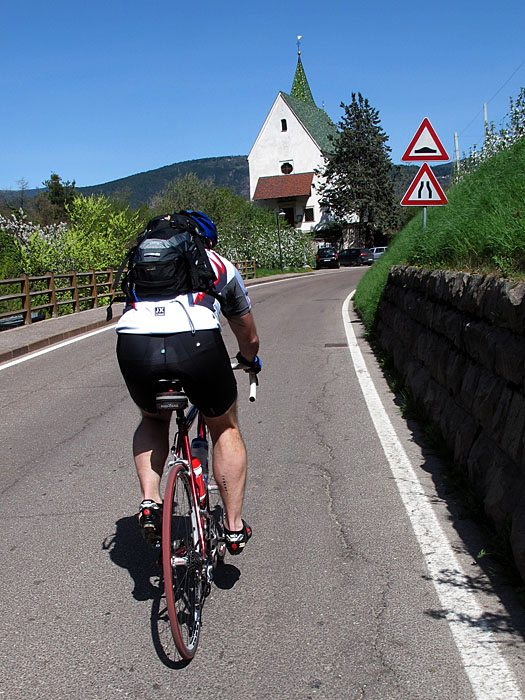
[248,95,326,230]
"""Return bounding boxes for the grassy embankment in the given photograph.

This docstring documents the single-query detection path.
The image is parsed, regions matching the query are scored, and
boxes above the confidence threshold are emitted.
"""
[353,138,525,586]
[354,137,525,331]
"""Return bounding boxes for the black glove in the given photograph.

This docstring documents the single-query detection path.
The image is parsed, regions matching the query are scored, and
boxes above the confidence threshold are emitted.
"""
[236,352,262,374]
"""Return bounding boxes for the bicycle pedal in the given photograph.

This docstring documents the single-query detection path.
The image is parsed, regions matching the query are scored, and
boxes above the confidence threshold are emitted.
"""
[208,483,219,492]
[218,542,226,559]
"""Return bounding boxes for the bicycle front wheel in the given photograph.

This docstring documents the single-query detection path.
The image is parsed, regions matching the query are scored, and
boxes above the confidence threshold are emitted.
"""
[162,462,203,660]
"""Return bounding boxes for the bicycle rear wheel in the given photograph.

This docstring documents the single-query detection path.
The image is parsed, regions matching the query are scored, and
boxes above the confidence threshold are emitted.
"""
[162,462,203,660]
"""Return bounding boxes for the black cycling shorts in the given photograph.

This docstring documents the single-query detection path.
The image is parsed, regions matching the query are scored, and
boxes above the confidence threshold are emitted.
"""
[116,330,237,417]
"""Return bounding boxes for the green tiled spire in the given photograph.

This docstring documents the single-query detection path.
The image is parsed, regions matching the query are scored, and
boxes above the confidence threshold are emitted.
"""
[281,92,338,154]
[290,52,316,107]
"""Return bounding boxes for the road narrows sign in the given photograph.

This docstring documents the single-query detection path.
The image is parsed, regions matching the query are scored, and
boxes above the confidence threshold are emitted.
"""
[401,118,449,162]
[401,163,448,206]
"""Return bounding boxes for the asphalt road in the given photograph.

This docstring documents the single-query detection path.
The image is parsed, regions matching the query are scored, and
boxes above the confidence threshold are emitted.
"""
[1,268,524,700]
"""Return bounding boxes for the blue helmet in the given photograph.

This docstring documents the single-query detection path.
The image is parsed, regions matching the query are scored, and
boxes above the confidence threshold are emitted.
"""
[186,210,218,249]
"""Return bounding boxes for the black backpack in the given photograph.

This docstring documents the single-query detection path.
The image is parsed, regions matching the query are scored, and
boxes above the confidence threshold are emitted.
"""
[107,212,217,320]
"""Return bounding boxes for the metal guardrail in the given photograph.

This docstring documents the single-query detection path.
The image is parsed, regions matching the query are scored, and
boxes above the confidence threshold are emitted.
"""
[0,261,257,327]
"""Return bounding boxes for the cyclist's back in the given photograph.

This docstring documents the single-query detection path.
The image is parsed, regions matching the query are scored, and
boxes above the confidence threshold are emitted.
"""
[115,211,260,554]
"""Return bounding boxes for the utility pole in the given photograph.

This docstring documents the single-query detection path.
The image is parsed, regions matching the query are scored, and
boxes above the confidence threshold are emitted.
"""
[484,103,488,139]
[454,132,460,178]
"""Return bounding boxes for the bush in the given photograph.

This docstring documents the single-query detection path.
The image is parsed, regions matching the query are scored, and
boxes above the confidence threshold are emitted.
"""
[64,195,139,271]
[0,230,23,279]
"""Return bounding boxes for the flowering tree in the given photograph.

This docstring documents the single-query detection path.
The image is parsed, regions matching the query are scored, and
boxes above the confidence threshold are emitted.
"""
[0,210,69,275]
[457,87,525,181]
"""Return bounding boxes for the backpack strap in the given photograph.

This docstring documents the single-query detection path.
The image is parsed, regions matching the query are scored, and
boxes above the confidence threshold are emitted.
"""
[106,245,137,321]
[185,221,227,310]
[178,210,224,299]
[190,227,217,286]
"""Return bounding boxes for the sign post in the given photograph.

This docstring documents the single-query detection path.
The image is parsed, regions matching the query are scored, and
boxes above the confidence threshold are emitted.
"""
[401,118,449,227]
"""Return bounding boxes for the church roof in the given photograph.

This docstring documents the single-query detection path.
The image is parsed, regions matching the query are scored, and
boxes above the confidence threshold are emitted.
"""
[281,91,338,155]
[252,172,314,200]
[290,53,316,106]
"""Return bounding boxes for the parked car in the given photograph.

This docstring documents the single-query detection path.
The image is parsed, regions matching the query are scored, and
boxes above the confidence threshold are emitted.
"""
[372,246,387,261]
[359,249,374,265]
[338,248,373,266]
[338,248,362,266]
[315,247,340,269]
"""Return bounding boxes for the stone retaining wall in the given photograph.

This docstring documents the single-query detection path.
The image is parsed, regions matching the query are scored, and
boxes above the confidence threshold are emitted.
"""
[376,266,525,580]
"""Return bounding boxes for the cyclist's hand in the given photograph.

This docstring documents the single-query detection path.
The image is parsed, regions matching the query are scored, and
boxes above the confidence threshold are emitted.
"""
[236,352,262,375]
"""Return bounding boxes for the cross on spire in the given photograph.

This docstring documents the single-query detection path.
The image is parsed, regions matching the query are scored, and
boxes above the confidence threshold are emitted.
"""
[290,38,315,106]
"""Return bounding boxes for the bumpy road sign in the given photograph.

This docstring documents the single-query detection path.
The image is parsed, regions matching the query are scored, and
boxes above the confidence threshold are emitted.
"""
[402,118,449,162]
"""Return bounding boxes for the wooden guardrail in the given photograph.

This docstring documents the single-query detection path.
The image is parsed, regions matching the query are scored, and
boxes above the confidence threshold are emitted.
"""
[0,270,115,325]
[0,260,257,326]
[235,259,257,280]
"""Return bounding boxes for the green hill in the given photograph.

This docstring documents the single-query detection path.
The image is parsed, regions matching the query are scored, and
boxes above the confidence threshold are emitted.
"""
[77,155,249,206]
[355,138,525,330]
[0,155,250,208]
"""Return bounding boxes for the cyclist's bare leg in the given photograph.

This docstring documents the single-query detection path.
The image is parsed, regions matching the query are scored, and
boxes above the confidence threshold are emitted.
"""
[204,400,246,532]
[133,410,171,504]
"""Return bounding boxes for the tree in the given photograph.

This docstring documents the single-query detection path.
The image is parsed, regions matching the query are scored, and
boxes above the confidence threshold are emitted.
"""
[16,178,29,211]
[35,172,77,224]
[318,92,398,246]
[151,172,215,216]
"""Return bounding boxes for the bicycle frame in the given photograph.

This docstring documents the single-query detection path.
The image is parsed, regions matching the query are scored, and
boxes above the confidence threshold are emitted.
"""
[170,403,208,565]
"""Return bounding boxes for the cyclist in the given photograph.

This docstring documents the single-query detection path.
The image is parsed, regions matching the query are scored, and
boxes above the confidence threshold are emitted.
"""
[115,211,260,555]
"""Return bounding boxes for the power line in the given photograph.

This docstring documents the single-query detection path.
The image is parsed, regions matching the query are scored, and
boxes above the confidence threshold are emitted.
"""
[459,59,525,137]
[486,59,525,105]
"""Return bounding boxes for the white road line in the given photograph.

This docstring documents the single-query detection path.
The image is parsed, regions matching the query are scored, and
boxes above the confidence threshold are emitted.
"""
[0,324,117,371]
[247,269,342,288]
[342,291,522,700]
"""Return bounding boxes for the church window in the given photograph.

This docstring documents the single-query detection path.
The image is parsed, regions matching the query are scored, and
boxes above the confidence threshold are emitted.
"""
[281,119,287,131]
[281,162,293,175]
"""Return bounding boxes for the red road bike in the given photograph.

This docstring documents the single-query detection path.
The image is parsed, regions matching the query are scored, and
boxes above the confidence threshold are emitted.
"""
[156,363,256,660]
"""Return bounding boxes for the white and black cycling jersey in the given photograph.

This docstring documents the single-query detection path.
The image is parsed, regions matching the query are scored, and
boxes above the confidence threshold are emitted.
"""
[115,250,251,335]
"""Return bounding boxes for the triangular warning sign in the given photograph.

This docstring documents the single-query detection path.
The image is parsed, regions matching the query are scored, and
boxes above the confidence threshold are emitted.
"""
[401,118,449,162]
[401,163,448,206]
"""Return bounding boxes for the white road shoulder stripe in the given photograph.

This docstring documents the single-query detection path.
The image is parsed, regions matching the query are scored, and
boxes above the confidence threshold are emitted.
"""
[0,324,117,371]
[342,291,522,700]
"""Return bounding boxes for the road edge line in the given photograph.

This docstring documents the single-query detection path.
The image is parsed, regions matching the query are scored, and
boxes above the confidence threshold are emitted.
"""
[342,290,522,700]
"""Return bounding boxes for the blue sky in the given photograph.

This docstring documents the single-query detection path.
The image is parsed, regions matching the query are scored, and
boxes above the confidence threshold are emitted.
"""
[1,0,524,191]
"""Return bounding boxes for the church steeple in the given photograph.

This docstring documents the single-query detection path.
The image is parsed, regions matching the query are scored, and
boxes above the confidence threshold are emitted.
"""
[290,39,316,107]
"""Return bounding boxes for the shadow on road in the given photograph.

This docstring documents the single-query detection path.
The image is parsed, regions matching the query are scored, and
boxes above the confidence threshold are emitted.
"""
[413,436,525,644]
[103,514,242,667]
[103,514,159,601]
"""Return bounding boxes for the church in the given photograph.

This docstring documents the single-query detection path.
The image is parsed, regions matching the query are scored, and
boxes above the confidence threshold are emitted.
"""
[248,47,337,233]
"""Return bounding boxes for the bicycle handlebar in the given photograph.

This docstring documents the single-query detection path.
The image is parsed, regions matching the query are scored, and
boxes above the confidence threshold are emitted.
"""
[231,360,258,402]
